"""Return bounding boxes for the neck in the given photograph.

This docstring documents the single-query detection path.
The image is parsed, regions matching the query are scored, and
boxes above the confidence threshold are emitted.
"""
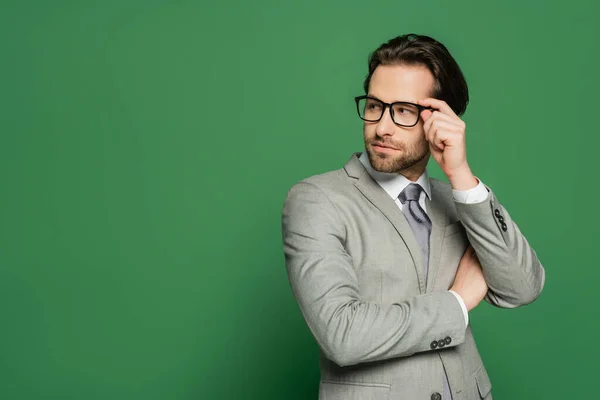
[397,154,429,182]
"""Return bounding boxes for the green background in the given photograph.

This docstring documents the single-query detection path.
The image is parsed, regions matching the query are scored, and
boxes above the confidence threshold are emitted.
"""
[1,0,597,398]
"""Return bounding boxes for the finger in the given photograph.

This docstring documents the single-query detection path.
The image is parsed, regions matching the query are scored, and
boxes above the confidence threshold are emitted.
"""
[423,112,435,134]
[424,119,441,150]
[468,246,477,259]
[418,98,458,118]
[426,120,462,147]
[430,120,463,137]
[462,245,472,257]
[432,131,448,151]
[420,109,433,122]
[423,111,463,136]
[429,110,461,125]
[434,130,463,152]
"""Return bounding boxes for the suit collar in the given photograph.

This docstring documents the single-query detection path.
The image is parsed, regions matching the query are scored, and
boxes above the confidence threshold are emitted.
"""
[343,152,367,179]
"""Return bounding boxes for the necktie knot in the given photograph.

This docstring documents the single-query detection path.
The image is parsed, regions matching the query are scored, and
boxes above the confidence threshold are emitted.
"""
[399,183,423,204]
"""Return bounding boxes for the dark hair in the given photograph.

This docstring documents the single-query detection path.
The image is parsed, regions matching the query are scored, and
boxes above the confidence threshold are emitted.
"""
[363,33,469,116]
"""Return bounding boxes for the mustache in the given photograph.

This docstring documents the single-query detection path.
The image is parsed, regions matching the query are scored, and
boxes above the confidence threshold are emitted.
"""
[370,140,405,150]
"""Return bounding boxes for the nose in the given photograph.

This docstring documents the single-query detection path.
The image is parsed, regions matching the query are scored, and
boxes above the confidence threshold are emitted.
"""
[375,106,396,137]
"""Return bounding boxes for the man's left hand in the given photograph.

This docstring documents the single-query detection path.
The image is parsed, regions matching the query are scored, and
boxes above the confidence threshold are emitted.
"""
[418,98,478,191]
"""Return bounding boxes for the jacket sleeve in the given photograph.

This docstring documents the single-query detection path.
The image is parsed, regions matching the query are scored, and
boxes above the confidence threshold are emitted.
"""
[454,186,546,308]
[281,181,467,367]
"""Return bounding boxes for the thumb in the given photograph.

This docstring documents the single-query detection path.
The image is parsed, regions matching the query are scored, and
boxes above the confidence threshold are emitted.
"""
[420,109,433,122]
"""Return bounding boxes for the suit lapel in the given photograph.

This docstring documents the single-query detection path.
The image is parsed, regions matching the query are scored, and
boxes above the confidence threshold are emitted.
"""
[424,182,450,292]
[345,154,427,294]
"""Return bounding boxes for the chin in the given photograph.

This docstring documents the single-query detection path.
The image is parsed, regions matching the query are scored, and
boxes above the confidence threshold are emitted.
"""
[369,153,401,173]
[368,148,428,174]
[374,162,400,173]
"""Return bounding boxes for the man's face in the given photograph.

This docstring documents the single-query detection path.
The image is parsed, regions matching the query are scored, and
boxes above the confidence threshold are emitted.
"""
[363,64,435,175]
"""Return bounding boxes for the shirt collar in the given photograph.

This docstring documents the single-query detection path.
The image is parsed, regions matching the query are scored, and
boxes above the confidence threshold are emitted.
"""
[358,151,432,201]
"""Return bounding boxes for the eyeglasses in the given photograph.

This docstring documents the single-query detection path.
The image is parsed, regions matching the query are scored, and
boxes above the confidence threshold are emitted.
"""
[354,95,434,127]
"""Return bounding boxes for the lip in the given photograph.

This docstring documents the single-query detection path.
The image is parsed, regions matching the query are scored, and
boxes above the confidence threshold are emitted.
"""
[372,143,400,152]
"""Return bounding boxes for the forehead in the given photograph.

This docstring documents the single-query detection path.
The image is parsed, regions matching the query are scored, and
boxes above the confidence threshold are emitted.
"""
[368,64,435,103]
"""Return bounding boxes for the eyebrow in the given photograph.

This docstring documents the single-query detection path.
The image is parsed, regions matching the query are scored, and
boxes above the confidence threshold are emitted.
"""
[367,94,416,104]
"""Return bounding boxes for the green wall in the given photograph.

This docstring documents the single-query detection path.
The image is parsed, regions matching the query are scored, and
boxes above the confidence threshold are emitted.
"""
[1,1,598,398]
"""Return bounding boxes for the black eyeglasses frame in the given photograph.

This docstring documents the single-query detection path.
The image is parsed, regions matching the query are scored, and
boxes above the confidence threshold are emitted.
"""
[354,95,435,127]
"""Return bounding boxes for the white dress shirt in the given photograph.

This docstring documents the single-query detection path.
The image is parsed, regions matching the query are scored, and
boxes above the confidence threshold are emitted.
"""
[358,151,489,327]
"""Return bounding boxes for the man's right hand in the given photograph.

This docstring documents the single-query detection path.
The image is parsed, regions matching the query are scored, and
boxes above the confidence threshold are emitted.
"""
[450,245,488,312]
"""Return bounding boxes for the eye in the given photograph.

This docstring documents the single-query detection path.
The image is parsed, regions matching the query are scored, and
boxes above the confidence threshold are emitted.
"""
[392,104,418,115]
[366,101,382,110]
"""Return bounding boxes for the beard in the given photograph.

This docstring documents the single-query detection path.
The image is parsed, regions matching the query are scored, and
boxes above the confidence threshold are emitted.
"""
[365,136,430,173]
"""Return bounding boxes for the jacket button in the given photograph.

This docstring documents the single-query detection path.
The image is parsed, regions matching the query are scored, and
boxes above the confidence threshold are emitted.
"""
[430,341,438,349]
[438,339,445,348]
[431,393,442,400]
[501,223,507,231]
[445,336,451,345]
[494,209,501,217]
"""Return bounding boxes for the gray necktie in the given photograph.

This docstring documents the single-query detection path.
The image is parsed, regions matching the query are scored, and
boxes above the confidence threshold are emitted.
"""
[399,183,452,400]
[398,183,432,280]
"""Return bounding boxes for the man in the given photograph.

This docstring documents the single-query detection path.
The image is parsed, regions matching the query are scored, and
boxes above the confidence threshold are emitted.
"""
[281,33,545,400]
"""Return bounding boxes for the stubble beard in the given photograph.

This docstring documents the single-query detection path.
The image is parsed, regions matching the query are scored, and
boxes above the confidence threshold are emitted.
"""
[365,137,430,174]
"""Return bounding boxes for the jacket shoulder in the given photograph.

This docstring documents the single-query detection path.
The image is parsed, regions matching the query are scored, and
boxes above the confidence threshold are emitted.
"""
[287,167,350,194]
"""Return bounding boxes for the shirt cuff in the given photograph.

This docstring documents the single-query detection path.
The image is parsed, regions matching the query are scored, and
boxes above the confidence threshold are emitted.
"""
[452,177,489,204]
[449,290,469,327]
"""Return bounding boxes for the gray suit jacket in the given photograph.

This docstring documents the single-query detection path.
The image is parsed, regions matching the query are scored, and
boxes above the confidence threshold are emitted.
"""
[281,152,545,400]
